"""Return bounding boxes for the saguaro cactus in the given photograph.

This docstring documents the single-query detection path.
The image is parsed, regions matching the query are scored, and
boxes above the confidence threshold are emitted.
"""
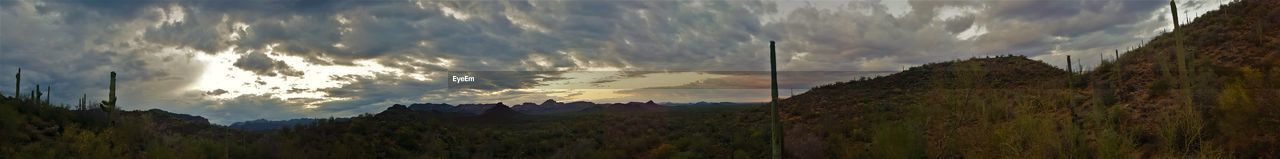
[1066,55,1074,92]
[79,94,86,110]
[13,68,18,98]
[45,86,50,105]
[1067,55,1073,75]
[1077,59,1083,74]
[98,72,118,125]
[35,84,41,103]
[768,41,784,159]
[101,72,117,110]
[1171,0,1193,107]
[1066,55,1075,110]
[110,72,116,108]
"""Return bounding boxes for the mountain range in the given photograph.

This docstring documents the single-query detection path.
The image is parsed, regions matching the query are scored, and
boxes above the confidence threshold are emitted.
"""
[3,0,1277,158]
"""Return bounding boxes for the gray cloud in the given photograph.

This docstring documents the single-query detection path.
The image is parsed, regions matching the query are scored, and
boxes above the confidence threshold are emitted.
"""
[233,51,303,77]
[314,73,444,114]
[608,89,771,103]
[1,0,205,111]
[181,94,313,124]
[1,0,1200,124]
[205,89,229,96]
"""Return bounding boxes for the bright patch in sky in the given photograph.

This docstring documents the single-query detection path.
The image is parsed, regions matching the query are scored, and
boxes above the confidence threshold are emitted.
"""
[190,46,435,108]
[956,25,987,40]
[516,71,729,103]
[879,0,911,18]
[439,4,472,20]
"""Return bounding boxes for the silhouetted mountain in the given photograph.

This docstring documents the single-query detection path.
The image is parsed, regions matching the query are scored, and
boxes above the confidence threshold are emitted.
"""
[133,109,211,125]
[667,101,764,107]
[398,100,671,117]
[7,1,1277,158]
[407,103,460,113]
[767,1,1280,157]
[456,103,510,115]
[472,103,523,120]
[511,99,597,115]
[541,99,560,106]
[229,118,323,131]
[604,101,668,113]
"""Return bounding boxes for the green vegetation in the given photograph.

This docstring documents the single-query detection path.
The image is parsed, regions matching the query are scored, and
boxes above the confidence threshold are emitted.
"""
[3,0,1277,158]
[2,71,773,158]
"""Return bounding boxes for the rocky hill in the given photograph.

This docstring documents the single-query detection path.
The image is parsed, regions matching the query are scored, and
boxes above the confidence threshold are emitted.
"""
[3,0,1275,158]
[773,0,1279,158]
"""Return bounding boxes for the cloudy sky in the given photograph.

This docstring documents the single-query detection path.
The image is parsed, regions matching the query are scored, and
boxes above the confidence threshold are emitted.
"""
[0,0,1229,124]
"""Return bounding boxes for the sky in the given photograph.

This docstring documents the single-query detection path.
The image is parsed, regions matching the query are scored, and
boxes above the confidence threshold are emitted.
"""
[0,0,1232,124]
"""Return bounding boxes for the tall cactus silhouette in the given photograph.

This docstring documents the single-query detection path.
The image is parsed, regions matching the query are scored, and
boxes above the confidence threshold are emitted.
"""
[1066,55,1073,92]
[13,68,18,98]
[1170,0,1193,107]
[35,84,41,104]
[768,41,783,159]
[79,94,86,110]
[101,72,117,111]
[99,72,118,125]
[1067,55,1073,75]
[110,72,116,108]
[1077,59,1082,74]
[45,86,50,105]
[1112,49,1122,103]
[1066,55,1076,113]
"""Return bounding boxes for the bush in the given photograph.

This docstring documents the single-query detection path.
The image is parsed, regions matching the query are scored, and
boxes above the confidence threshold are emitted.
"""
[1095,128,1136,159]
[870,120,925,159]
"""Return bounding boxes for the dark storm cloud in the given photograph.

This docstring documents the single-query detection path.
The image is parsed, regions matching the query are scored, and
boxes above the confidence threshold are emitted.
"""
[205,89,229,96]
[763,0,1173,71]
[183,94,312,124]
[943,14,975,34]
[970,0,1171,68]
[1,0,1195,124]
[314,73,443,113]
[233,51,303,77]
[131,0,778,72]
[1,0,206,113]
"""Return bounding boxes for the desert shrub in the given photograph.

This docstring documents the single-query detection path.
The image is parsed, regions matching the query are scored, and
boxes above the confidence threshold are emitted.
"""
[1195,142,1234,159]
[1215,68,1257,136]
[994,112,1076,158]
[1157,101,1204,157]
[1095,128,1136,159]
[1149,78,1173,96]
[1094,81,1117,106]
[1211,67,1280,157]
[870,120,925,159]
